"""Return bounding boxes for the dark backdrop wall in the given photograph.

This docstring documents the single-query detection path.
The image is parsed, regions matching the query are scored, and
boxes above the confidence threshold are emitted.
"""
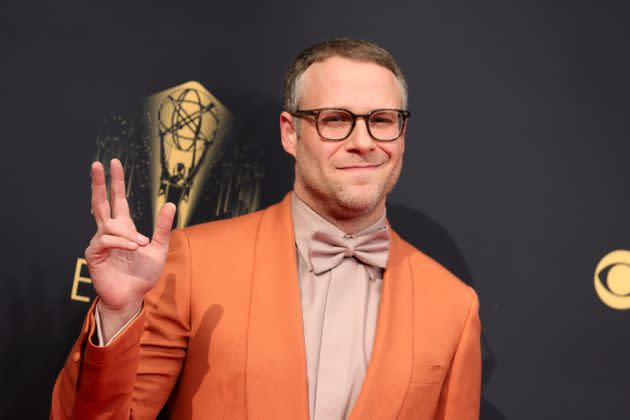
[2,1,629,418]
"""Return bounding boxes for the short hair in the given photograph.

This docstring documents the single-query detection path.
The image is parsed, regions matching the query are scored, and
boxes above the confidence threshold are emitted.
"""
[282,37,408,113]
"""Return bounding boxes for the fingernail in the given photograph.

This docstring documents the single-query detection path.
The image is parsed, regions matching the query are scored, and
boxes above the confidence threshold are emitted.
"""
[137,234,150,244]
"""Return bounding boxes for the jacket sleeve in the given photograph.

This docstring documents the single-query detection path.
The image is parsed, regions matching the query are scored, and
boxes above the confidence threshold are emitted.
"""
[435,287,482,420]
[50,229,192,420]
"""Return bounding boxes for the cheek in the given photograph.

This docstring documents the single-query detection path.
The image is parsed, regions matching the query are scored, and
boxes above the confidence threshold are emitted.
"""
[379,143,403,161]
[297,141,327,174]
[306,143,342,167]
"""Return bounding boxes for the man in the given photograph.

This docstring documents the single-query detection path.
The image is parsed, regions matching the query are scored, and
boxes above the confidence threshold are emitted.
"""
[51,38,481,419]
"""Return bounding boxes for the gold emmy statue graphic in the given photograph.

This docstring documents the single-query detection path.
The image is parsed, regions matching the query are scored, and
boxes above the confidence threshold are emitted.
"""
[147,81,232,228]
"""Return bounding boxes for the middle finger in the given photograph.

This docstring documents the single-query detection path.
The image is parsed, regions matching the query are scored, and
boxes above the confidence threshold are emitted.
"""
[109,158,131,219]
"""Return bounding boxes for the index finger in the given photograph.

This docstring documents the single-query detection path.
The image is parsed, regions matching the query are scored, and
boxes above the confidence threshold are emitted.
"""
[91,161,111,226]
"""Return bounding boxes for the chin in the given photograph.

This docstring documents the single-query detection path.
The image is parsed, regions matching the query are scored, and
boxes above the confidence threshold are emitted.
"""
[333,188,383,215]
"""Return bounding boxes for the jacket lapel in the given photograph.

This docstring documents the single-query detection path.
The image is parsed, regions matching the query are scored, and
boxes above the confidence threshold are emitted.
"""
[349,229,415,420]
[246,194,310,419]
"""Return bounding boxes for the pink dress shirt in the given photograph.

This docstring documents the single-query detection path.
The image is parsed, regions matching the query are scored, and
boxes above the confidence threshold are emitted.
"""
[291,193,389,420]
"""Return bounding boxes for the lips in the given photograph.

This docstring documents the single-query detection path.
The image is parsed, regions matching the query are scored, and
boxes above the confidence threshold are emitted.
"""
[337,163,381,170]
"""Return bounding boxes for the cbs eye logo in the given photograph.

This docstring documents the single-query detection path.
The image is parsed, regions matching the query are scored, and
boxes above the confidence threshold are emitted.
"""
[594,250,630,310]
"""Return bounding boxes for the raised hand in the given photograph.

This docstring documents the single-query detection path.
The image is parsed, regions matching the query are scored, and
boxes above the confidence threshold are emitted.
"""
[85,159,176,341]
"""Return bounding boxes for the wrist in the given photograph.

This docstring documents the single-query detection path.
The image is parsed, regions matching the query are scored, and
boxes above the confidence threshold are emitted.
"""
[97,298,143,320]
[96,298,143,344]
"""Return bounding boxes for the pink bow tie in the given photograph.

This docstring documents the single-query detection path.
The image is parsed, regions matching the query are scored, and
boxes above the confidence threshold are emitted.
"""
[309,227,390,278]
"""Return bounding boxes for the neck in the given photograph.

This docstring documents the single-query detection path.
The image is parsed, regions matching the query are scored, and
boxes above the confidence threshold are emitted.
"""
[293,190,386,235]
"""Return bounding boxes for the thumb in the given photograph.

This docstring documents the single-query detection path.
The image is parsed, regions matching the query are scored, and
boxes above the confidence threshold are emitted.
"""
[152,202,177,247]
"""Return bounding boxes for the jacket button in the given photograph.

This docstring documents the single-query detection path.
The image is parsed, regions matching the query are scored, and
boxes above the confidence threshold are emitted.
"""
[72,352,81,362]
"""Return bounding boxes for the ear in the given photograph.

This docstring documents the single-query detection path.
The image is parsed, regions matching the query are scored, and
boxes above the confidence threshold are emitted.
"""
[400,133,406,155]
[400,121,408,154]
[280,111,298,158]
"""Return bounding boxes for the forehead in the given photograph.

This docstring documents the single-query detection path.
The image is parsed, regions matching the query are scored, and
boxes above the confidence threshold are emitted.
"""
[298,56,402,110]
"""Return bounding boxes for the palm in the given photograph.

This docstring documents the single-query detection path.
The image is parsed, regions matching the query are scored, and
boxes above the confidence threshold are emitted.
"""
[88,238,167,309]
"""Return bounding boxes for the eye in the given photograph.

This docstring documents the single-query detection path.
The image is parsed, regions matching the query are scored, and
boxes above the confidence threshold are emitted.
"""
[319,111,352,125]
[369,111,399,125]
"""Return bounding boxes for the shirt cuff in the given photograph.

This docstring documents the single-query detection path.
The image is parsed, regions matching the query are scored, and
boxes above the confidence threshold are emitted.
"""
[94,304,142,347]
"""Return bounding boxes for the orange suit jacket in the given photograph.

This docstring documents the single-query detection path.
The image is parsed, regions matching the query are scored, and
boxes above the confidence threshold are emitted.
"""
[51,194,481,419]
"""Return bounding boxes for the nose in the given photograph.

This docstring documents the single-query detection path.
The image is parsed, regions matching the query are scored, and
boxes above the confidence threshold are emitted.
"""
[344,118,375,154]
